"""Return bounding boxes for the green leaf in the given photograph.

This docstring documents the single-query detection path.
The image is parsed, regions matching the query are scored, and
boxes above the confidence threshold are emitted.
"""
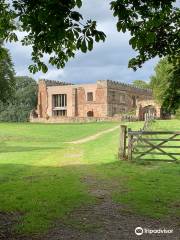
[95,34,100,42]
[87,38,93,51]
[81,39,87,53]
[117,22,122,32]
[76,0,82,8]
[29,65,38,74]
[77,37,82,49]
[41,63,48,73]
[129,37,137,49]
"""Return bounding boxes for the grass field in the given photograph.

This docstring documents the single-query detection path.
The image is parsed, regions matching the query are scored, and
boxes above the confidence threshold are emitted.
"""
[0,120,180,235]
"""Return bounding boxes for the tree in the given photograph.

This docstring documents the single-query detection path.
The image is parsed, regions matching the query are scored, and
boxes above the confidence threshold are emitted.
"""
[0,76,37,122]
[150,58,180,113]
[132,80,150,89]
[1,0,179,73]
[0,41,15,102]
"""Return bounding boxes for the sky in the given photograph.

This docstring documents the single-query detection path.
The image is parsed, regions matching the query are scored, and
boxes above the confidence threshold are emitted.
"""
[5,0,160,84]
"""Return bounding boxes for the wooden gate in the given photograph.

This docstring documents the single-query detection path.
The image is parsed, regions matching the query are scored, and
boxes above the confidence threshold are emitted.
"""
[118,125,180,162]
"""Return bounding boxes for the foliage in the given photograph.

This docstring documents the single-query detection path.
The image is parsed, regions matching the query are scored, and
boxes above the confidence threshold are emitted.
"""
[0,0,179,72]
[1,0,106,74]
[0,41,15,102]
[150,57,180,113]
[0,1,17,42]
[124,109,136,116]
[111,1,180,70]
[0,76,37,122]
[132,80,150,89]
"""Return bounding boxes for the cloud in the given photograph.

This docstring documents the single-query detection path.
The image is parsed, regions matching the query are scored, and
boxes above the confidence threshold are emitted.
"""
[5,0,159,84]
[39,68,64,80]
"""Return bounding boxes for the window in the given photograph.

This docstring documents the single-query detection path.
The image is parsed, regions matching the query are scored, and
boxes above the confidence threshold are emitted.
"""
[53,94,67,108]
[112,91,116,101]
[53,110,67,116]
[87,92,93,101]
[52,94,67,117]
[120,94,125,103]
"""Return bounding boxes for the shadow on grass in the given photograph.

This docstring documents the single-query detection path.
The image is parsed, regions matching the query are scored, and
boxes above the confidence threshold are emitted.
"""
[0,161,179,235]
[0,146,63,153]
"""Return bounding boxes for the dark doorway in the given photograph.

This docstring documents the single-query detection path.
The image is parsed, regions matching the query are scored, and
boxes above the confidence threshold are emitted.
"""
[87,111,94,117]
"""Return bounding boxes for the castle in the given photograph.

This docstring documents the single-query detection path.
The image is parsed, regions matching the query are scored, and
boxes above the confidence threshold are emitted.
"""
[30,79,158,122]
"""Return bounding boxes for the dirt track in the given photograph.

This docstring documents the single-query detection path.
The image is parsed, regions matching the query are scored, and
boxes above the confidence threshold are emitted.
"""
[67,126,119,144]
[1,175,180,240]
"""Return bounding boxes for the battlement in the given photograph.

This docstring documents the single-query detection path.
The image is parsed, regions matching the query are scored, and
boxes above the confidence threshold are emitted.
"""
[97,80,152,94]
[39,79,73,86]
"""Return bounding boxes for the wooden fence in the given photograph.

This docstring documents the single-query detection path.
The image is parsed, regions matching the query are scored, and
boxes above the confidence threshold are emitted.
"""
[118,121,180,163]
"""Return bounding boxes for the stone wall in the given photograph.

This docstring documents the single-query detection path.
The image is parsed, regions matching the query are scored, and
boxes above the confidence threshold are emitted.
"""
[30,116,123,123]
[37,80,48,118]
[38,80,73,118]
[76,81,108,117]
[104,80,152,116]
[136,99,162,120]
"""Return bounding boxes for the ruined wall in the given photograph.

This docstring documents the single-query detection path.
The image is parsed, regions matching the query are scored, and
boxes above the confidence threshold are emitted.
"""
[37,80,48,118]
[76,82,108,117]
[37,80,73,118]
[104,80,153,116]
[136,99,162,120]
[36,79,153,120]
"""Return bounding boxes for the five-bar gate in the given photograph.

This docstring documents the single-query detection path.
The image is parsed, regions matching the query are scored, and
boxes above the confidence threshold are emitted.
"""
[118,125,180,162]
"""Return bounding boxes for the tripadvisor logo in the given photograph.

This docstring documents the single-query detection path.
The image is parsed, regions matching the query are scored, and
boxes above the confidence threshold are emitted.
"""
[135,227,143,236]
[135,226,173,236]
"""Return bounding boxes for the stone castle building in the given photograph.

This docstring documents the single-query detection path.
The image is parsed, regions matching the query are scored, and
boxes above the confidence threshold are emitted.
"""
[32,79,153,121]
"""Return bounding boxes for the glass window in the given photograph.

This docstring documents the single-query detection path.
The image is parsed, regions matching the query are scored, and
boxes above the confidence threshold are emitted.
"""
[53,94,67,107]
[53,110,67,116]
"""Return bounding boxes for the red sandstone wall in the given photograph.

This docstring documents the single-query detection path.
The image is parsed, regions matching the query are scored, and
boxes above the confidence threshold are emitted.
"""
[46,85,74,117]
[36,80,153,119]
[37,80,48,118]
[76,82,108,117]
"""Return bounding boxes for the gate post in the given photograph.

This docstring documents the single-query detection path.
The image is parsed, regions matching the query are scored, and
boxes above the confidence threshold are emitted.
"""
[118,125,127,160]
[128,128,133,161]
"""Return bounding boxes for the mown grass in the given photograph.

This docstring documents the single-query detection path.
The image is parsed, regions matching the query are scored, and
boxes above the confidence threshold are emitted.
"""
[0,122,118,142]
[0,120,179,234]
[0,122,117,233]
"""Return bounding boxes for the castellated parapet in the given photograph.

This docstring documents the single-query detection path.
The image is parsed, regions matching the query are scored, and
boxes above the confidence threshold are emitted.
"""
[98,80,152,94]
[39,79,73,86]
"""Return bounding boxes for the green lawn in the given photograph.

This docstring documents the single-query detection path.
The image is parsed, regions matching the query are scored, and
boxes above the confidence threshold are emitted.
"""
[0,120,179,234]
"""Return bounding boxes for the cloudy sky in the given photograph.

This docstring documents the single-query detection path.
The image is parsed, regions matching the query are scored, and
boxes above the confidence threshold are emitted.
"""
[5,0,160,84]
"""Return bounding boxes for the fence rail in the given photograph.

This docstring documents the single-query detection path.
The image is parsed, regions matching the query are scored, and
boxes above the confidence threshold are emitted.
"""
[118,120,180,163]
